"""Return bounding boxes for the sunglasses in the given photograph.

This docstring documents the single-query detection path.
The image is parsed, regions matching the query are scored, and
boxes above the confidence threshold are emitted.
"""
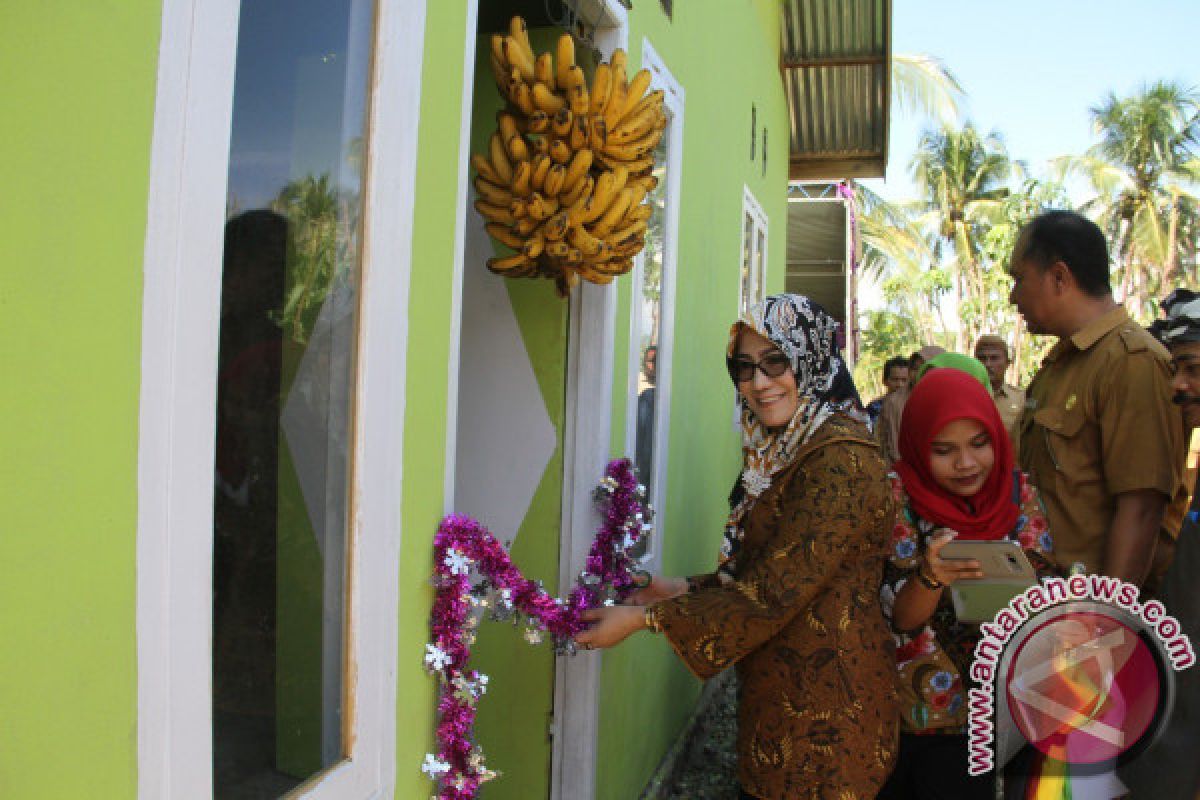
[730,352,791,383]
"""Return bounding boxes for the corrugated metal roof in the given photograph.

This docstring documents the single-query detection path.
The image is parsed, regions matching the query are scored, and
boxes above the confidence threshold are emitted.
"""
[781,0,891,180]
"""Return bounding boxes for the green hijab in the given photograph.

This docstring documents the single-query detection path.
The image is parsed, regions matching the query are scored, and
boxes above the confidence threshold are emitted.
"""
[917,352,990,389]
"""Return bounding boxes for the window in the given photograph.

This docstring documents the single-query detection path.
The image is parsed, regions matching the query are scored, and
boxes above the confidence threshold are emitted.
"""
[740,187,768,317]
[625,41,683,565]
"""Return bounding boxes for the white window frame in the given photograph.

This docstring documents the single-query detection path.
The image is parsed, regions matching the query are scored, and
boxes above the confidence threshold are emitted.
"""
[135,0,425,797]
[621,39,685,575]
[740,186,768,317]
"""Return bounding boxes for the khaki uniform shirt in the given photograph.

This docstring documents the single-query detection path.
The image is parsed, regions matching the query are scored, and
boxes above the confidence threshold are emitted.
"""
[993,382,1025,440]
[1018,306,1182,577]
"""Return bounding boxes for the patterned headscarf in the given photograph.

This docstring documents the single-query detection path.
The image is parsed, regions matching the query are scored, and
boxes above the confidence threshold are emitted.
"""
[1151,288,1200,345]
[718,294,864,580]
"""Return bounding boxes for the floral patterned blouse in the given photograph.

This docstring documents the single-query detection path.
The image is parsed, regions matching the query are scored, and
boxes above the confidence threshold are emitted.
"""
[880,469,1055,734]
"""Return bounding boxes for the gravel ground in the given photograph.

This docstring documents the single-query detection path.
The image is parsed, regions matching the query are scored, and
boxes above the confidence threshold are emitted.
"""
[655,671,741,800]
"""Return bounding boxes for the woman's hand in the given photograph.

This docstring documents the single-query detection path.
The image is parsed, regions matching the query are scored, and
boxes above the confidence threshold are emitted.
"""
[574,605,647,650]
[627,575,687,606]
[923,529,984,586]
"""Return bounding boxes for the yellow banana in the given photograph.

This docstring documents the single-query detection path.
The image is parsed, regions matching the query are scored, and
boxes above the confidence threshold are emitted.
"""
[527,110,550,134]
[509,17,533,63]
[551,108,573,138]
[569,83,589,117]
[474,177,513,207]
[549,138,572,165]
[577,264,616,285]
[542,211,570,241]
[510,159,533,196]
[530,135,550,157]
[489,133,513,183]
[523,233,545,259]
[544,165,567,197]
[498,113,520,144]
[512,81,535,115]
[546,241,571,260]
[604,77,627,130]
[515,216,539,236]
[486,223,525,250]
[488,252,531,274]
[531,155,553,191]
[569,115,589,151]
[490,55,509,90]
[506,134,530,163]
[589,64,613,115]
[528,192,559,221]
[631,173,659,193]
[472,153,502,185]
[562,65,586,91]
[535,52,555,90]
[510,198,529,219]
[623,200,653,225]
[568,224,606,257]
[532,83,566,114]
[475,199,515,226]
[581,166,627,224]
[562,149,593,192]
[565,247,583,265]
[555,34,575,89]
[610,49,627,88]
[562,175,594,217]
[592,187,635,236]
[504,36,534,83]
[610,100,663,143]
[490,35,507,69]
[607,220,648,246]
[588,115,608,150]
[618,69,653,118]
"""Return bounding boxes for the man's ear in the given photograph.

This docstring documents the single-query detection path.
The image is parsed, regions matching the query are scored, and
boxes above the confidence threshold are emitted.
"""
[1050,259,1074,294]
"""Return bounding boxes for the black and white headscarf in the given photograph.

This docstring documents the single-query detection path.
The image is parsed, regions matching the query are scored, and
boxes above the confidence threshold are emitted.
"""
[1152,288,1200,346]
[718,294,864,579]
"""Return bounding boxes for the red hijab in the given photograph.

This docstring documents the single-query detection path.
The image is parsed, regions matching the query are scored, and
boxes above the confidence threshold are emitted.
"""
[894,367,1018,540]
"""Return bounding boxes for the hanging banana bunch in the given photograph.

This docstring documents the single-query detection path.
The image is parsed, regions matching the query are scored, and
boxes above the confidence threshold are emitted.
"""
[472,16,668,296]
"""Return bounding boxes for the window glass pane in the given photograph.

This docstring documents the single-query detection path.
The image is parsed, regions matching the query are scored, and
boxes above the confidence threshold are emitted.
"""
[212,0,373,795]
[740,212,754,315]
[755,226,767,303]
[631,121,672,556]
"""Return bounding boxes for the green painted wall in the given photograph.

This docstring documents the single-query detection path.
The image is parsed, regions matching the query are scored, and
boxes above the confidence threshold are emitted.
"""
[0,2,162,798]
[598,3,792,799]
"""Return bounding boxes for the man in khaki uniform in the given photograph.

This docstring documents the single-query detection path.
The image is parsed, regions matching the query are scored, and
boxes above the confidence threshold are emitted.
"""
[1009,210,1181,584]
[875,345,944,465]
[974,334,1025,439]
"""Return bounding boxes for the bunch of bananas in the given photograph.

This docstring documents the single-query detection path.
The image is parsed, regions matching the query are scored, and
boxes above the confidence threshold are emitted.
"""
[472,16,667,295]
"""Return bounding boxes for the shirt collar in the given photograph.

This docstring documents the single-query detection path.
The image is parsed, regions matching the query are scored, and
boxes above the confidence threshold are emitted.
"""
[1046,305,1129,362]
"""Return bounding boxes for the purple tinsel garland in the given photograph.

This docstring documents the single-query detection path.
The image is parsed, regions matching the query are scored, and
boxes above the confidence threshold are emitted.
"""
[422,458,650,799]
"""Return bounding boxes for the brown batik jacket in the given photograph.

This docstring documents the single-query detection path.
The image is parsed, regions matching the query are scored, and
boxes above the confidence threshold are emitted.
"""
[655,414,899,800]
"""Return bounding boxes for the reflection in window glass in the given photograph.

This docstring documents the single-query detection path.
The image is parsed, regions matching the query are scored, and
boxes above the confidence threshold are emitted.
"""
[632,123,671,558]
[212,0,373,795]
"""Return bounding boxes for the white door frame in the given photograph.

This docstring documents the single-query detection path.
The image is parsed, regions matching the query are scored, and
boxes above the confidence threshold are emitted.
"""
[620,39,685,574]
[135,0,425,796]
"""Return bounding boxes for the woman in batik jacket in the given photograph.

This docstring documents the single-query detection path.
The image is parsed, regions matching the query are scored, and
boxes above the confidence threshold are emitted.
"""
[577,294,898,800]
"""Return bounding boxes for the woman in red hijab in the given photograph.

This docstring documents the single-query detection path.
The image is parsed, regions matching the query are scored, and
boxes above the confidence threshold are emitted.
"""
[877,368,1056,800]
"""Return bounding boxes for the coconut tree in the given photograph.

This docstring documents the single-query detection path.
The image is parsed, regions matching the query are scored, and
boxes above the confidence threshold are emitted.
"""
[911,123,1015,349]
[892,54,965,125]
[1055,81,1200,318]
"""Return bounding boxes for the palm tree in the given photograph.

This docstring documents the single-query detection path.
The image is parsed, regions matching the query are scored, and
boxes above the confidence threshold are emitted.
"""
[911,123,1014,349]
[1055,81,1200,318]
[891,54,965,125]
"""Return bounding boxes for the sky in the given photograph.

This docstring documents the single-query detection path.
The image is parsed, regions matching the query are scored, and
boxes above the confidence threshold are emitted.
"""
[860,0,1200,204]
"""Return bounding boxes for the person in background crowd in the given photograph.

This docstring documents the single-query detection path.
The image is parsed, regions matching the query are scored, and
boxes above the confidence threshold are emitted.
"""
[1123,288,1200,798]
[877,345,947,465]
[917,352,990,389]
[1009,210,1182,585]
[877,368,1055,800]
[576,294,898,800]
[974,334,1025,441]
[867,356,911,424]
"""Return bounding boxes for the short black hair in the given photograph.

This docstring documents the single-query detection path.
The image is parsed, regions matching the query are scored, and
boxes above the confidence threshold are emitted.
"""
[882,356,909,382]
[1018,210,1111,297]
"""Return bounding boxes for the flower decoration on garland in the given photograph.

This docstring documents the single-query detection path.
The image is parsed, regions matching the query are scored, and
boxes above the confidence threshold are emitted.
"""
[423,458,651,799]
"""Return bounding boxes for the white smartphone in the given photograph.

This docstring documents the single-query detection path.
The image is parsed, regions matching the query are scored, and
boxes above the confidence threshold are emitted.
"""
[939,540,1037,623]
